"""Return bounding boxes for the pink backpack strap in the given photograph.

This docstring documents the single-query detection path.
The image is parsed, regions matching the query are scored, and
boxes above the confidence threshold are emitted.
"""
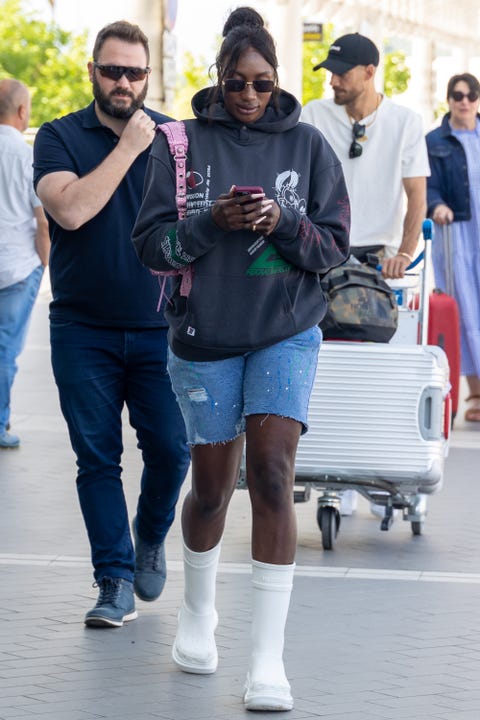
[157,121,188,220]
[153,121,193,303]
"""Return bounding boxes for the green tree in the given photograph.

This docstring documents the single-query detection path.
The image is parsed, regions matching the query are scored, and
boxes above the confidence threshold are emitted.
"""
[172,50,211,119]
[383,49,410,97]
[302,23,335,105]
[0,0,91,127]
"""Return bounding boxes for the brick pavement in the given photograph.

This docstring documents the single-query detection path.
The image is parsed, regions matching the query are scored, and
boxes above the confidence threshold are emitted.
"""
[1,288,480,719]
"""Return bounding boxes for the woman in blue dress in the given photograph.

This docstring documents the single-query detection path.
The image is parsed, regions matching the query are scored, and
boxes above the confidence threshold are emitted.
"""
[426,73,480,422]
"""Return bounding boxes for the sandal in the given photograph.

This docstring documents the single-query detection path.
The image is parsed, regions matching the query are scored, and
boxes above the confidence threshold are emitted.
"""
[465,395,480,422]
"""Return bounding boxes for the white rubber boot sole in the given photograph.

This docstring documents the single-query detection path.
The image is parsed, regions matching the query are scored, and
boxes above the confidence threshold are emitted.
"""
[171,604,218,674]
[244,675,293,711]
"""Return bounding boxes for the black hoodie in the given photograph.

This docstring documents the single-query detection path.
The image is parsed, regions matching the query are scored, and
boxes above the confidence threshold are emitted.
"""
[132,87,350,360]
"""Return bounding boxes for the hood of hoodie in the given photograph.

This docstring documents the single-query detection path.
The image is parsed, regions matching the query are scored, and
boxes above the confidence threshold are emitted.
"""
[191,86,302,134]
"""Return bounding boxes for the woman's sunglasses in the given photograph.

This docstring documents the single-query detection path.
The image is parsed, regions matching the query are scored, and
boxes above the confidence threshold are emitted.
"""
[93,63,151,82]
[222,79,275,93]
[450,90,479,102]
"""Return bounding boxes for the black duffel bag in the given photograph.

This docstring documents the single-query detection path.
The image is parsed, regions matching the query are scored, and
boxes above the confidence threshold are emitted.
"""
[320,255,399,342]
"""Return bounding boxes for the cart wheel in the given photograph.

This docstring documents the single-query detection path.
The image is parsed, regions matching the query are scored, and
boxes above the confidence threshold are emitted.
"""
[317,506,338,550]
[411,520,423,536]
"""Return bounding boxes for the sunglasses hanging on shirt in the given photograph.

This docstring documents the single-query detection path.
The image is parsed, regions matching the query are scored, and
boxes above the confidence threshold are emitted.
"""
[347,93,382,159]
[349,121,366,159]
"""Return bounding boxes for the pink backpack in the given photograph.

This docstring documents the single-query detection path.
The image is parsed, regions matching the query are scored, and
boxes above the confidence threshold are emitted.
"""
[151,121,193,310]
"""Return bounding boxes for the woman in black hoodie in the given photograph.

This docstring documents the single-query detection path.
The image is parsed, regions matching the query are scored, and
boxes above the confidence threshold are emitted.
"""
[133,6,349,711]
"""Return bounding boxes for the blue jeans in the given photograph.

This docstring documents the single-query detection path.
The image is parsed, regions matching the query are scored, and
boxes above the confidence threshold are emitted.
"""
[50,321,190,582]
[0,265,44,433]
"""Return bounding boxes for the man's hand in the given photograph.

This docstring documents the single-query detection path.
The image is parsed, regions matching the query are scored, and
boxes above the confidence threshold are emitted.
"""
[118,109,156,157]
[381,254,411,280]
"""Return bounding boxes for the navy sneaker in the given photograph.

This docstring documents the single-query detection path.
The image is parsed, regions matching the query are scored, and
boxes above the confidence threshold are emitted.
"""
[84,577,137,628]
[0,431,20,449]
[132,517,166,602]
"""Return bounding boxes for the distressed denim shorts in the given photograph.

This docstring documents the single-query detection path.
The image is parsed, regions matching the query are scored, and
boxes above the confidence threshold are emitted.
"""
[167,326,322,445]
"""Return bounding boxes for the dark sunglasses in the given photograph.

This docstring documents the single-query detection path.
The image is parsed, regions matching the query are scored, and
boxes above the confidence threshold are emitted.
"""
[450,90,479,102]
[222,78,275,93]
[349,121,366,159]
[93,62,151,82]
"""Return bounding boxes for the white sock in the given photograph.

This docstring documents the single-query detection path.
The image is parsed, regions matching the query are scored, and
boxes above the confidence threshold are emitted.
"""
[173,542,221,670]
[248,559,295,688]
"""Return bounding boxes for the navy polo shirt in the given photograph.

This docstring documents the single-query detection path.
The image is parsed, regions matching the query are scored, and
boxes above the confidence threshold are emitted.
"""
[33,102,172,328]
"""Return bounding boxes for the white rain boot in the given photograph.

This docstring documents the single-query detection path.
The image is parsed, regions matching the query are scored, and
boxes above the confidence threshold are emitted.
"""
[172,542,220,674]
[244,560,295,711]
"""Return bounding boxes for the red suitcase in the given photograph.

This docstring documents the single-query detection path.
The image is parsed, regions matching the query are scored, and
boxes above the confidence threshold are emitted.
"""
[428,290,460,420]
[428,225,461,421]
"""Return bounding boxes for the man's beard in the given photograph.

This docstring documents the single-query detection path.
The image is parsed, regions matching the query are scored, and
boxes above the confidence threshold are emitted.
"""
[93,76,148,119]
[333,87,361,106]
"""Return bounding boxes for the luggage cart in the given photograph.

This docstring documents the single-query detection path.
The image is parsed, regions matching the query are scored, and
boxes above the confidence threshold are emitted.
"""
[237,221,452,550]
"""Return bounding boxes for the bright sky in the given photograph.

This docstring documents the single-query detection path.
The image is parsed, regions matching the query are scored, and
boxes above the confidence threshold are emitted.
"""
[26,0,239,65]
[175,0,236,60]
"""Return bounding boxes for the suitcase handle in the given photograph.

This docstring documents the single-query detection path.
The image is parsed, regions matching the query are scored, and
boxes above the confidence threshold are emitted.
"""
[418,220,433,344]
[419,385,443,440]
[378,220,432,344]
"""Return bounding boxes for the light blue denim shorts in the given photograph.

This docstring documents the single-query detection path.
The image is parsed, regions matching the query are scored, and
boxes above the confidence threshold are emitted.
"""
[167,326,322,445]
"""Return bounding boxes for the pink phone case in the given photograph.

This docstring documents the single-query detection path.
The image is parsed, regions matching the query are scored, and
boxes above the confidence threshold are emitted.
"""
[234,186,264,195]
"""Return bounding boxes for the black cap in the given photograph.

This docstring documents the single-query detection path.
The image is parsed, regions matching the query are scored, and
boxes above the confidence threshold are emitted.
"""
[313,33,379,74]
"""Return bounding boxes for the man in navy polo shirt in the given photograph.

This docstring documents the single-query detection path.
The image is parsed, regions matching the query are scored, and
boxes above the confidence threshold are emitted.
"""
[33,20,190,628]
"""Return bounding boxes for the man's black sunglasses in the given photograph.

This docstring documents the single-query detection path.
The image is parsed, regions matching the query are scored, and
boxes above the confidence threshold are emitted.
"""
[349,121,366,159]
[222,78,275,93]
[93,63,151,82]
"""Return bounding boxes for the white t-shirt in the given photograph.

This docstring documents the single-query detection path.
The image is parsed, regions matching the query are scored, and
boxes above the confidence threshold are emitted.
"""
[0,124,42,289]
[301,97,430,257]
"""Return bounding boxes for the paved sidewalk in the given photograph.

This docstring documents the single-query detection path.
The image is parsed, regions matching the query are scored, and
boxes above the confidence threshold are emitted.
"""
[1,289,480,720]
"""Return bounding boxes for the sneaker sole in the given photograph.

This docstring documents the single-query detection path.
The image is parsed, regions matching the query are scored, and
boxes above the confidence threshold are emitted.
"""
[84,609,138,628]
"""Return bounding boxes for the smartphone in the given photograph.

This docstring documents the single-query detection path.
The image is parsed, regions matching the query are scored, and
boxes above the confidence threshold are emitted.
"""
[234,185,264,196]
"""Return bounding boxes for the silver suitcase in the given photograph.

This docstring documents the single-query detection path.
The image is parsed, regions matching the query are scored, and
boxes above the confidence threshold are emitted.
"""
[292,341,451,546]
[297,342,450,492]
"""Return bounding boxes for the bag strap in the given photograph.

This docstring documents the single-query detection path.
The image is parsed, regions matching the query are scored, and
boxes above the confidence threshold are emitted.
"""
[157,121,188,219]
[153,120,192,303]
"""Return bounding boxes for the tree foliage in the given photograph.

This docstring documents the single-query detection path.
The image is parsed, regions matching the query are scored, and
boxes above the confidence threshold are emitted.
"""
[302,23,335,105]
[0,0,91,127]
[383,49,411,97]
[172,50,211,119]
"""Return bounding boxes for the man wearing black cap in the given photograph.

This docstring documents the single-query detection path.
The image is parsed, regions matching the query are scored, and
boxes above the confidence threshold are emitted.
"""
[302,33,430,280]
[302,33,430,517]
